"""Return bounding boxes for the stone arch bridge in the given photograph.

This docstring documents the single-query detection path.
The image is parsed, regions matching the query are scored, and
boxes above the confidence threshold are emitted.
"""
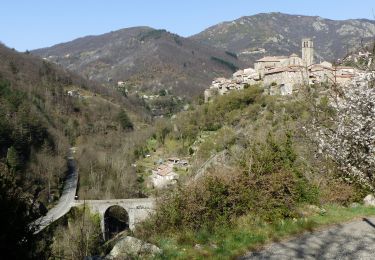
[33,154,155,238]
[74,198,155,238]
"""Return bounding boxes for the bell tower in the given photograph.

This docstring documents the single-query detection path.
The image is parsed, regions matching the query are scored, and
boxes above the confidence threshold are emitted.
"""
[302,38,314,67]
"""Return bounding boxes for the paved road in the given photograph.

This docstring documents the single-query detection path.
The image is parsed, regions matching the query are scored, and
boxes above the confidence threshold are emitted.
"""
[33,149,78,233]
[241,216,375,259]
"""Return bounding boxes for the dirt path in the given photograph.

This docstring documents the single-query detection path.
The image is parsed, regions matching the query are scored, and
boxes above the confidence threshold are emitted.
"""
[240,216,375,259]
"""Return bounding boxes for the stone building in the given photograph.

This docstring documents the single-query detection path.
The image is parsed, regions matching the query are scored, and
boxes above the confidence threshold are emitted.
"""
[254,53,304,78]
[308,63,334,84]
[254,56,289,77]
[302,38,314,66]
[150,164,178,188]
[263,66,307,95]
[204,38,358,102]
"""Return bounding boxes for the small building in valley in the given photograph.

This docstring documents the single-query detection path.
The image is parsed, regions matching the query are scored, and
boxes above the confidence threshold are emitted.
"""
[150,164,178,188]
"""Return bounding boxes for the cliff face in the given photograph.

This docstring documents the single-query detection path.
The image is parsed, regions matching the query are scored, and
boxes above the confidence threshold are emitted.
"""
[191,12,375,64]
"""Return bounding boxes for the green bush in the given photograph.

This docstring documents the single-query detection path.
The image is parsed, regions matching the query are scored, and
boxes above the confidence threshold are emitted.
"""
[139,133,318,235]
[199,86,263,131]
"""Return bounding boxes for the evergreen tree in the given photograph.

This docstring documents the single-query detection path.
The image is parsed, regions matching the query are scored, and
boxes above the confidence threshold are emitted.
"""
[117,109,134,131]
[0,164,41,259]
[6,146,20,171]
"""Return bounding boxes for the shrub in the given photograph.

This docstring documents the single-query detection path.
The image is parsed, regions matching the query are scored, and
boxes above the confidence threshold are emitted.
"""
[158,89,167,96]
[138,133,318,236]
[6,146,21,172]
[117,109,133,131]
[50,206,102,259]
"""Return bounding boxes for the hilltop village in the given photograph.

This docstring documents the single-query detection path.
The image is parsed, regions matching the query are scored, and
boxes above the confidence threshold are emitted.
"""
[204,38,359,101]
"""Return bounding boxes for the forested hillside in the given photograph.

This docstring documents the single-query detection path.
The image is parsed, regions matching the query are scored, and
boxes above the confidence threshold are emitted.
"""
[0,43,154,206]
[32,27,244,98]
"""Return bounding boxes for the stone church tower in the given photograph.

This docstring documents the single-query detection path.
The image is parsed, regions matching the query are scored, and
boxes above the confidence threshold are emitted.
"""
[302,38,314,66]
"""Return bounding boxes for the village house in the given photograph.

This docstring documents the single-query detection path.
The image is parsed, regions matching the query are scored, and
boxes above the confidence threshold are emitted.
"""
[67,90,80,98]
[117,81,126,87]
[150,164,178,188]
[263,65,307,95]
[308,63,334,84]
[149,157,189,188]
[204,38,359,101]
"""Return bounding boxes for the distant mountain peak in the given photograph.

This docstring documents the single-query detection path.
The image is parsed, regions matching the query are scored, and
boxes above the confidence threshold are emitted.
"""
[31,13,375,98]
[191,13,375,65]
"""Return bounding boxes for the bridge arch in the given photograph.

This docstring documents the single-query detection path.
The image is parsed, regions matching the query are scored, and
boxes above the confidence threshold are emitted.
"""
[104,205,129,240]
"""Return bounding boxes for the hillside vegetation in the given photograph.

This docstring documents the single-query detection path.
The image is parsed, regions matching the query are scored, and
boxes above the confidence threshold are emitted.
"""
[2,15,375,259]
[132,84,370,258]
[0,43,157,205]
[0,43,162,258]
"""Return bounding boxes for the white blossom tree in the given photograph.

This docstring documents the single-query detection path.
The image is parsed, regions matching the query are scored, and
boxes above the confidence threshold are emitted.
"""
[310,72,375,189]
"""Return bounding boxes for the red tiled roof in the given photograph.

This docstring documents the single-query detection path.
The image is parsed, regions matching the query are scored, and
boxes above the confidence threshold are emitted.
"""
[154,164,175,176]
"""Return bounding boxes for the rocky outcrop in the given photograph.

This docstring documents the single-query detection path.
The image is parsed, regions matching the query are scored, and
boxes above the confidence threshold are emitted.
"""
[363,194,375,207]
[105,236,162,259]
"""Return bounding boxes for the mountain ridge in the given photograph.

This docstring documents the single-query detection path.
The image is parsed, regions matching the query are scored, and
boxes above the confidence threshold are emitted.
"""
[191,12,375,64]
[31,13,375,98]
[32,27,244,97]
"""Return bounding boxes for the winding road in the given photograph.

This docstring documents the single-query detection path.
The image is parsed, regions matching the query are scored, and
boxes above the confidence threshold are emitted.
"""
[241,216,375,259]
[33,148,78,234]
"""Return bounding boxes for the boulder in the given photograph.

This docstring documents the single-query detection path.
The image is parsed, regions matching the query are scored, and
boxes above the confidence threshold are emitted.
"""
[298,204,326,217]
[363,194,375,207]
[105,236,162,259]
[350,202,360,208]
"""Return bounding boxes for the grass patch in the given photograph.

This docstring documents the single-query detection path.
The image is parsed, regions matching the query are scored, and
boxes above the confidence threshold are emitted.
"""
[150,204,375,259]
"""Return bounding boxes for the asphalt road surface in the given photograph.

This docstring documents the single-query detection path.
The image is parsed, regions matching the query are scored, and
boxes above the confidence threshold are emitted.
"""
[33,149,78,233]
[241,216,375,259]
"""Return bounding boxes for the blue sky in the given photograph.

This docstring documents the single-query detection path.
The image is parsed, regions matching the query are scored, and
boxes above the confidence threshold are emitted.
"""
[1,0,374,51]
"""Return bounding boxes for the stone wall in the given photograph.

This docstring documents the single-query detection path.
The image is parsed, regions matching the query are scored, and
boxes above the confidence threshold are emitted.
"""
[263,70,307,87]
